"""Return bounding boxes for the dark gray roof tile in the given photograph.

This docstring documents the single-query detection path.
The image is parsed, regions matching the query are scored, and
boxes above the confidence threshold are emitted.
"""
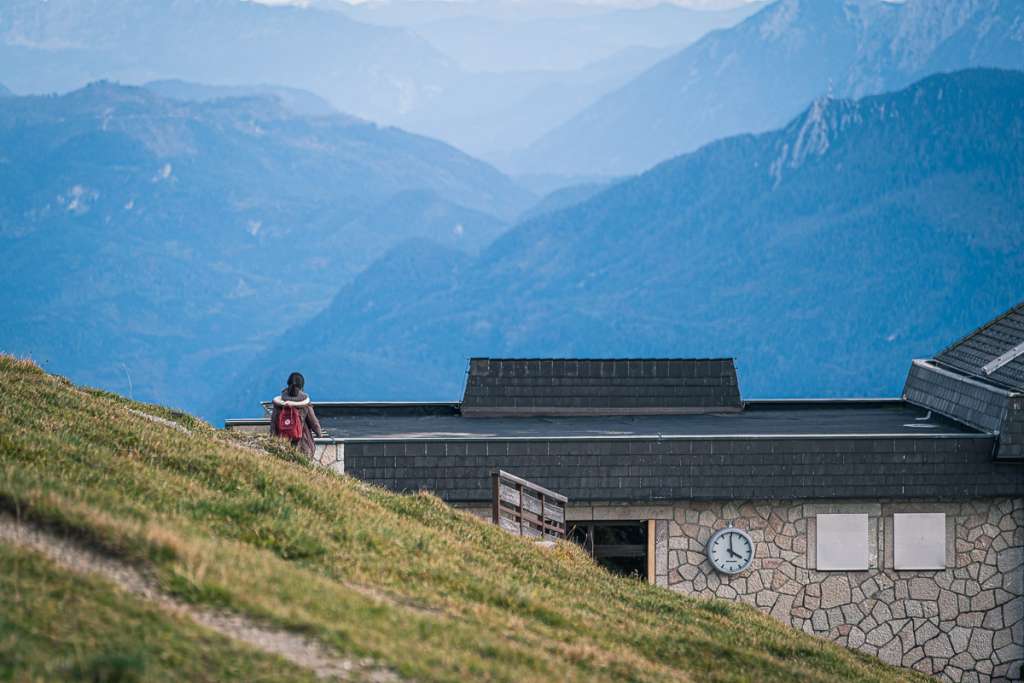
[343,434,1013,503]
[936,301,1024,391]
[462,357,741,416]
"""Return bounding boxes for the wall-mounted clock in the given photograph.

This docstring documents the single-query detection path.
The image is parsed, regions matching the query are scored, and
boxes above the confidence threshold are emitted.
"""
[706,526,754,574]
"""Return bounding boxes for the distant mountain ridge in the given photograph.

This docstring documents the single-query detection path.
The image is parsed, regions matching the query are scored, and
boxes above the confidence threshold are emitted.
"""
[222,69,1024,421]
[398,2,764,72]
[143,80,339,118]
[0,82,530,413]
[0,0,758,161]
[516,0,1024,175]
[0,0,458,124]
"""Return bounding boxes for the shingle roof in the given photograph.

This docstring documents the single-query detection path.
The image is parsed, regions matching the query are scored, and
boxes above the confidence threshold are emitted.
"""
[903,301,1024,460]
[341,431,1013,504]
[935,301,1024,391]
[903,360,1010,434]
[461,358,742,416]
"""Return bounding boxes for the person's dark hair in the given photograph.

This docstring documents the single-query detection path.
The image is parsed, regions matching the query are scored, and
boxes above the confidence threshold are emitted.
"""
[286,372,305,397]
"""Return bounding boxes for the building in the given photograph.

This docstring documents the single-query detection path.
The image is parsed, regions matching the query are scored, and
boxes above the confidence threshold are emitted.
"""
[227,302,1024,682]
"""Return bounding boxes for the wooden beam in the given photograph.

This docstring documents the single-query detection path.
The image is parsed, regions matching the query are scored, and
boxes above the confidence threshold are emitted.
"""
[647,520,656,584]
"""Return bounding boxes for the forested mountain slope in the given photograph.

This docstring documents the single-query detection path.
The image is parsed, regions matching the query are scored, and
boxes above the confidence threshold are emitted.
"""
[518,0,1024,175]
[225,69,1024,419]
[0,82,530,414]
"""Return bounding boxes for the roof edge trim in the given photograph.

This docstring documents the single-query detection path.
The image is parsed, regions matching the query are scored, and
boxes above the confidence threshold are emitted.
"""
[323,432,993,444]
[983,341,1024,376]
[910,359,1019,398]
[460,406,744,418]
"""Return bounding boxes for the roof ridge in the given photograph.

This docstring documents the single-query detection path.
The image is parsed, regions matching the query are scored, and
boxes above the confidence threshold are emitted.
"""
[936,300,1024,359]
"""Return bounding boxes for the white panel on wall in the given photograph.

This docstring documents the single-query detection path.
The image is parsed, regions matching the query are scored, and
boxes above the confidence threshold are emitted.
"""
[816,513,869,570]
[893,513,946,570]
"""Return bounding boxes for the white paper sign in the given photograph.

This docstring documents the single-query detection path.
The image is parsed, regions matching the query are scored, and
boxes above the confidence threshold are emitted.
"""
[893,513,946,570]
[817,514,869,570]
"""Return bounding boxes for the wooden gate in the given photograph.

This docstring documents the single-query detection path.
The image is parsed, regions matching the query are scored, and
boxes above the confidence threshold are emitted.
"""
[491,470,567,540]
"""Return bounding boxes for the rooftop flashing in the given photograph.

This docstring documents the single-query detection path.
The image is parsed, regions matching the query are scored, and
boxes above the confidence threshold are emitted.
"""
[983,340,1024,376]
[903,358,1024,460]
[321,432,993,444]
[467,356,738,362]
[911,359,1019,398]
[260,400,460,410]
[258,401,461,419]
[316,399,986,443]
[224,418,269,426]
[743,397,903,405]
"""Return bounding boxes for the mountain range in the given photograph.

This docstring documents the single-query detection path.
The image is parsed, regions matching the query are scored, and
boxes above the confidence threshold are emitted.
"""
[143,79,338,118]
[0,0,753,163]
[4,2,1024,424]
[516,0,1024,175]
[337,0,758,29]
[0,82,530,412]
[0,0,458,124]
[388,2,763,72]
[221,69,1024,420]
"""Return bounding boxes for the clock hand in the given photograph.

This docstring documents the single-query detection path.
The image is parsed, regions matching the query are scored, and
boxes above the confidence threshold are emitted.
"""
[728,534,741,559]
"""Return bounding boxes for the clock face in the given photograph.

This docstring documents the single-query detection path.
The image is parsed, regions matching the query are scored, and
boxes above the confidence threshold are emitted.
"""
[706,527,754,574]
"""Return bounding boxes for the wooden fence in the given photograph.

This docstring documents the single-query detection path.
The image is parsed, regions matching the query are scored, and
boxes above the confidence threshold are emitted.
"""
[491,470,567,541]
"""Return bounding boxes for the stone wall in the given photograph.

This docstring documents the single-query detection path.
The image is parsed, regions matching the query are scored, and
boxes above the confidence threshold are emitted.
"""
[459,498,1024,678]
[646,498,1024,682]
[312,441,344,474]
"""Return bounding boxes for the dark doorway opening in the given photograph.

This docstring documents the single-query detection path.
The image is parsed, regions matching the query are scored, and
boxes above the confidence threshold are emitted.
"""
[568,521,647,580]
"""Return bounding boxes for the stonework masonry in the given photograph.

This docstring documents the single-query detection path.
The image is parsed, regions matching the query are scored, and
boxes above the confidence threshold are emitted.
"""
[344,463,1024,681]
[312,441,344,474]
[563,498,1024,682]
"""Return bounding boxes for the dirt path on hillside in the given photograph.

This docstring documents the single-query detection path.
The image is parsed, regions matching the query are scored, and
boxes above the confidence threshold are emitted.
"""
[0,514,401,682]
[127,408,192,434]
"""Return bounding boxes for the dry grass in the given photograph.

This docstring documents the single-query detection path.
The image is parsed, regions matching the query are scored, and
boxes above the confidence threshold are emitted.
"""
[0,541,322,682]
[0,356,930,682]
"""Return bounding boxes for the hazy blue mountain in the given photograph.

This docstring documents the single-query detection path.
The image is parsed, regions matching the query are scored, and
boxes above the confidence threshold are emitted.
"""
[340,1,763,31]
[401,45,675,157]
[338,0,642,26]
[143,80,338,118]
[0,82,530,413]
[222,69,1024,421]
[222,238,471,418]
[0,0,761,162]
[511,172,620,198]
[516,0,1024,176]
[0,84,11,97]
[401,3,764,72]
[518,181,615,223]
[339,190,510,262]
[0,0,459,124]
[351,0,761,157]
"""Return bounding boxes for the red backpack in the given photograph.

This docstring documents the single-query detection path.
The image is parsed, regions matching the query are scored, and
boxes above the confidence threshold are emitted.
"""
[277,405,303,440]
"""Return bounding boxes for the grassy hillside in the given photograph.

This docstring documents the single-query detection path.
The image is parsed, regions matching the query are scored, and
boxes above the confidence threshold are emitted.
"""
[0,542,320,682]
[0,355,925,682]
